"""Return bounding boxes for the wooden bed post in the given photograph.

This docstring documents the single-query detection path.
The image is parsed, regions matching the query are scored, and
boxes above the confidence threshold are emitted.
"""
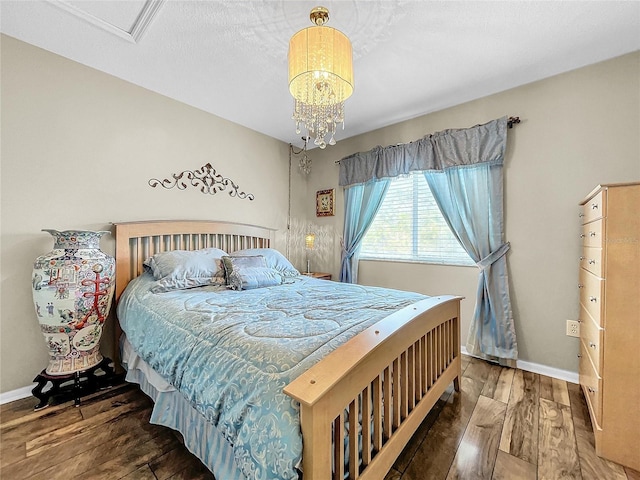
[299,402,333,479]
[453,303,461,392]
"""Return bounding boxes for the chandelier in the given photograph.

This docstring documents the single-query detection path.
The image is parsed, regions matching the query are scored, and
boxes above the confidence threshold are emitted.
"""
[288,6,354,149]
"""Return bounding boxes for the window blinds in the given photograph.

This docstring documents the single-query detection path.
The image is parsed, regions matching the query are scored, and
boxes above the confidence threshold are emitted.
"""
[360,173,473,266]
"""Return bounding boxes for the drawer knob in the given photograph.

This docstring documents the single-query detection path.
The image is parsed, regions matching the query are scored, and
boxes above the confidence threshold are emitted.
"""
[588,259,596,265]
[579,213,585,218]
[587,386,597,394]
[577,354,582,358]
[578,284,584,289]
[589,342,597,349]
[579,256,585,261]
[589,231,596,237]
[580,234,586,238]
[591,203,598,210]
[590,296,597,302]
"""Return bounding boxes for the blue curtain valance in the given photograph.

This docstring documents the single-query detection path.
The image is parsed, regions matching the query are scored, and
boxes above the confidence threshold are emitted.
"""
[339,117,507,187]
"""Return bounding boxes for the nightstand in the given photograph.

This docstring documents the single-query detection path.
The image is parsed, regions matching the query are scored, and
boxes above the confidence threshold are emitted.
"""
[303,272,332,280]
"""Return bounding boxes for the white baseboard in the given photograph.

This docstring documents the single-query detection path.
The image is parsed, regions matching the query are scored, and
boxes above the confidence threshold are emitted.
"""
[461,347,579,384]
[0,384,37,405]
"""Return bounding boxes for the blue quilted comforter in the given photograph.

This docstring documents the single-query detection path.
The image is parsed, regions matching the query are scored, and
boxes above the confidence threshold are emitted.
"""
[117,273,427,480]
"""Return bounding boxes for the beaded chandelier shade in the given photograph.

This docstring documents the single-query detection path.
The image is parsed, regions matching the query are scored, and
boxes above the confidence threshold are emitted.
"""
[288,6,354,149]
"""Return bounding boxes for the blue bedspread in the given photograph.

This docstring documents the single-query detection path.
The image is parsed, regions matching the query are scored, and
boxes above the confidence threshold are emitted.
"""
[117,273,427,480]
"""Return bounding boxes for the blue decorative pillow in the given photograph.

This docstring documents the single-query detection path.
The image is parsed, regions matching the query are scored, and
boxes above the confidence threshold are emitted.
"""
[232,248,300,277]
[227,266,283,291]
[144,248,227,293]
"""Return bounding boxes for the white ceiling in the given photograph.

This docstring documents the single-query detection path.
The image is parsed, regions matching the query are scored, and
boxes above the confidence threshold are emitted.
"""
[1,1,639,149]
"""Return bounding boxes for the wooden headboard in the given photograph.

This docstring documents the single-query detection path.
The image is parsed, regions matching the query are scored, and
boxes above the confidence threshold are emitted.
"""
[113,220,276,302]
[112,220,276,363]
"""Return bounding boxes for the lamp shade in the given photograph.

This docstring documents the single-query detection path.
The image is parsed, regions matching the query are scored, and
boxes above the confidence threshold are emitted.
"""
[305,233,316,250]
[288,6,354,149]
[288,26,354,105]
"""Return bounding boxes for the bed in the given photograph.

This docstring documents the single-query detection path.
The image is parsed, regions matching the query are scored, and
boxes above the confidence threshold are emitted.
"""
[113,220,462,480]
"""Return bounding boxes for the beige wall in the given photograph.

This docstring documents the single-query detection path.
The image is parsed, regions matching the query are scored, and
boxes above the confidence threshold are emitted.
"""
[306,51,640,373]
[0,36,297,393]
[2,34,638,394]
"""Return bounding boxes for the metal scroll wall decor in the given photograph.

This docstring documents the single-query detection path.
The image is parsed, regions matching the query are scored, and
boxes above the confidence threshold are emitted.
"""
[148,163,254,200]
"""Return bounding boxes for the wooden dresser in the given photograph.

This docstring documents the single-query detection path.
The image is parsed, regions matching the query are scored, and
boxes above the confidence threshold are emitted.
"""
[578,182,640,471]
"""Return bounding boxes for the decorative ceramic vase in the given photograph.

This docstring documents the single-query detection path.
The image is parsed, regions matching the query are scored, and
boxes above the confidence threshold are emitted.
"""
[31,230,115,375]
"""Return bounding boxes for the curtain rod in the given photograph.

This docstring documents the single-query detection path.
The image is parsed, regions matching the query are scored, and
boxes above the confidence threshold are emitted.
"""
[506,116,521,128]
[334,116,521,164]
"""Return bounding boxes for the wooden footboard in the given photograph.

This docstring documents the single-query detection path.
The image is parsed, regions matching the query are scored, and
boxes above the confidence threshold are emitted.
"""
[284,295,462,480]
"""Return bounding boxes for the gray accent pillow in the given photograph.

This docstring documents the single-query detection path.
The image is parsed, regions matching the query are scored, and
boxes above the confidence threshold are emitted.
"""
[144,248,228,293]
[232,248,300,277]
[221,255,266,282]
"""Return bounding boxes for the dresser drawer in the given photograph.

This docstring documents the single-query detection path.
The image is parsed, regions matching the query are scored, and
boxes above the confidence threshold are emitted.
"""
[579,268,604,326]
[579,305,603,373]
[581,219,604,248]
[581,190,606,224]
[580,246,604,277]
[579,340,602,428]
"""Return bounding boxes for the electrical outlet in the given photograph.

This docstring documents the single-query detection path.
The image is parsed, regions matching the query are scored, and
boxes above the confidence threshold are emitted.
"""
[566,319,580,337]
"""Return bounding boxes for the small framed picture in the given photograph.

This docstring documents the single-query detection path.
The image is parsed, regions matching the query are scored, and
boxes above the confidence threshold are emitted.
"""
[316,189,335,217]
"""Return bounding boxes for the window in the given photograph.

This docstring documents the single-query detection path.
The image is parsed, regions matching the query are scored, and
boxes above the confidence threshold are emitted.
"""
[360,172,474,266]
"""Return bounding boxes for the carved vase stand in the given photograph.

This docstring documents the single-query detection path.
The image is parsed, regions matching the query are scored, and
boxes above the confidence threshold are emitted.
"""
[31,357,114,411]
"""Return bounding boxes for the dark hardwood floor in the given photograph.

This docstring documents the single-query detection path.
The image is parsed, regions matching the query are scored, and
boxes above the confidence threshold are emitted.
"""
[1,356,638,479]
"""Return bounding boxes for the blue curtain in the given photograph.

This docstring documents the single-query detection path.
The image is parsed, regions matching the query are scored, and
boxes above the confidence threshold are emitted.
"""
[424,164,518,362]
[340,180,390,283]
[338,117,517,363]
